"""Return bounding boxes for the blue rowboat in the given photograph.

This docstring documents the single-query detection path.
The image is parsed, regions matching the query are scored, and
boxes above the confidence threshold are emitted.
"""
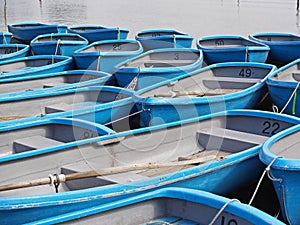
[0,31,12,44]
[67,25,129,43]
[266,58,300,117]
[0,70,113,97]
[249,32,300,66]
[0,109,298,224]
[260,124,300,225]
[0,44,30,62]
[30,33,88,56]
[114,48,203,89]
[197,35,270,65]
[0,55,73,79]
[73,39,143,73]
[0,86,135,124]
[135,62,276,127]
[7,22,67,43]
[135,29,193,51]
[27,187,285,225]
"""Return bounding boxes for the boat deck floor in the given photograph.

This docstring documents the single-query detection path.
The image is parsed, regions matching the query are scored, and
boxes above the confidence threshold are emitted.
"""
[138,150,229,177]
[144,216,198,225]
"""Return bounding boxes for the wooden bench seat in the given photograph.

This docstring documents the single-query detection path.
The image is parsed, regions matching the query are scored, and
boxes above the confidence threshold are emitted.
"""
[13,135,64,153]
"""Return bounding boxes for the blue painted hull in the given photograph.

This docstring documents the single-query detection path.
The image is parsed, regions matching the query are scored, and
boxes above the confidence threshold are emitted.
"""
[136,62,276,127]
[267,58,300,116]
[1,110,299,224]
[197,35,269,65]
[73,39,143,73]
[30,33,88,56]
[68,25,129,43]
[0,32,12,44]
[249,32,300,65]
[7,22,67,43]
[114,48,203,89]
[260,124,300,225]
[0,44,30,62]
[28,188,285,225]
[135,29,193,51]
[0,55,73,79]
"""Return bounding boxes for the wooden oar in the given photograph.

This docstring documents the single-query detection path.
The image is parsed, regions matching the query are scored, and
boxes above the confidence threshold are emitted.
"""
[0,155,216,192]
[0,115,28,121]
[154,89,238,98]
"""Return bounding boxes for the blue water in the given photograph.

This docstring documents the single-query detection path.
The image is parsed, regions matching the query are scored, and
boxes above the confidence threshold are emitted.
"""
[0,0,299,43]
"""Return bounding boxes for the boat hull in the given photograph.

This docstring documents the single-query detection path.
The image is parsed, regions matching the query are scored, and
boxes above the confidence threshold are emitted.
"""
[1,110,299,224]
[249,32,300,65]
[197,35,269,65]
[135,29,193,51]
[260,124,300,225]
[7,22,67,43]
[0,55,73,79]
[73,40,143,73]
[67,26,129,43]
[114,48,203,89]
[136,62,275,127]
[0,44,30,62]
[0,32,12,44]
[30,33,88,56]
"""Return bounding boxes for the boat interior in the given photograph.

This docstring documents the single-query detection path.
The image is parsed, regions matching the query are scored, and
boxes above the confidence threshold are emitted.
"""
[81,42,141,53]
[62,197,243,225]
[0,122,101,156]
[1,113,295,197]
[0,58,64,74]
[35,35,85,42]
[140,66,269,98]
[0,88,131,119]
[200,38,265,48]
[269,129,300,159]
[121,51,200,68]
[0,45,26,55]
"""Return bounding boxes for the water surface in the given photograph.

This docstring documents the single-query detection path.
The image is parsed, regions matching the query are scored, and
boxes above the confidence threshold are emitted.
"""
[0,0,299,43]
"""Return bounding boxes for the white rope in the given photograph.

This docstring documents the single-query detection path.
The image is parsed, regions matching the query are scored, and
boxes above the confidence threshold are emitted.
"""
[3,33,7,44]
[173,34,176,48]
[208,198,240,225]
[279,81,300,114]
[96,55,101,71]
[248,156,280,205]
[245,46,249,62]
[54,39,61,55]
[104,109,144,126]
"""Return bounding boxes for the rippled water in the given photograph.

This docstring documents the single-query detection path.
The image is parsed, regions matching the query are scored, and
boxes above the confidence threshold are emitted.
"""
[0,0,299,43]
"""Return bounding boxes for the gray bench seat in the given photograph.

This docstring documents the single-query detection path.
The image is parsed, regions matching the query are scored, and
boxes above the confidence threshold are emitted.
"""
[43,81,66,88]
[203,77,261,89]
[13,135,64,153]
[197,127,268,153]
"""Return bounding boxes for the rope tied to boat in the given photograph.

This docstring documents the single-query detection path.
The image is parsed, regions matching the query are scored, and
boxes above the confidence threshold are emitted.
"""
[96,55,101,71]
[117,27,120,40]
[54,39,61,55]
[48,173,66,193]
[245,46,249,62]
[125,67,140,90]
[208,198,241,225]
[173,34,176,48]
[278,81,300,114]
[248,156,281,205]
[3,33,7,44]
